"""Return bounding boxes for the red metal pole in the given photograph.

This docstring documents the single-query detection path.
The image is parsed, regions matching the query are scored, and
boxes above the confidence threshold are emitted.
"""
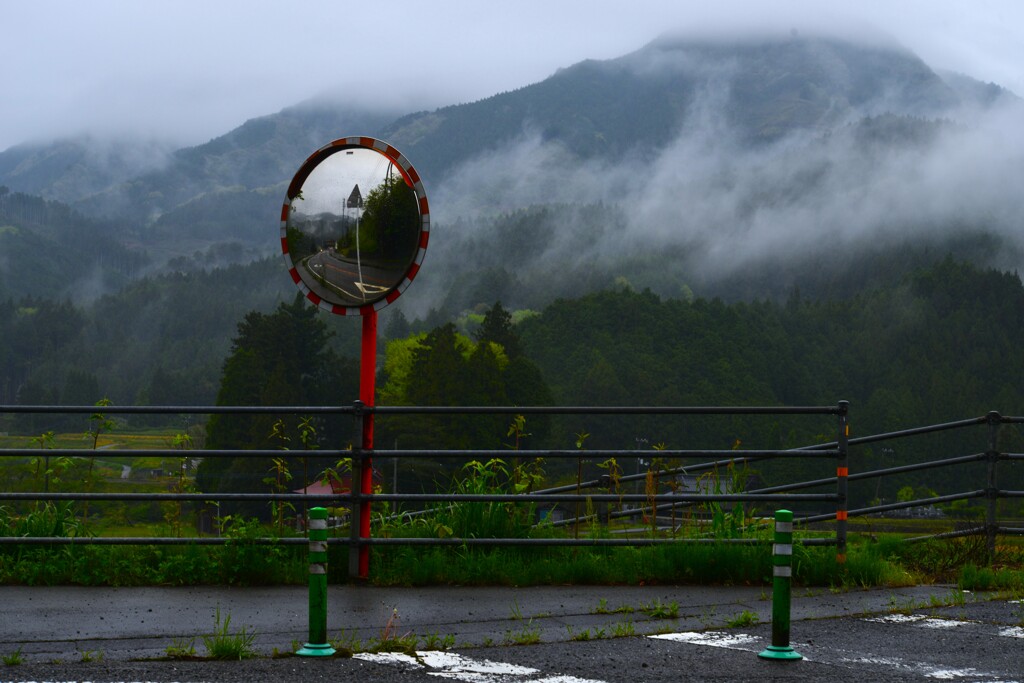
[358,309,377,578]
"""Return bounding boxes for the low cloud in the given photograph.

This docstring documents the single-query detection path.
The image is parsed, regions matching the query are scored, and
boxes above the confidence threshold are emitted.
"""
[412,78,1024,313]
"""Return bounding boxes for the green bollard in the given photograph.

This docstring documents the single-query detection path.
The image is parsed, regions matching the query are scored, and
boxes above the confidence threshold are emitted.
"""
[758,509,803,661]
[297,507,335,657]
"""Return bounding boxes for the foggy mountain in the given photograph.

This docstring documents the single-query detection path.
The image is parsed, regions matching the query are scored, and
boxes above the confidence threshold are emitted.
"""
[380,33,988,180]
[0,32,1021,309]
[0,103,400,260]
[391,33,1024,311]
[0,136,177,204]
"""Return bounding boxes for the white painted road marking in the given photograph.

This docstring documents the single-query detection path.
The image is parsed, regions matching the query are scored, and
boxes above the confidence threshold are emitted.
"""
[863,613,929,624]
[652,626,1022,682]
[864,612,1024,639]
[354,650,607,683]
[919,617,975,629]
[649,631,761,650]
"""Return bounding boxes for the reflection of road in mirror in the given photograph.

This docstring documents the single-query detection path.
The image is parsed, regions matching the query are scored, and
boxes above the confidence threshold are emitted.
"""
[283,141,426,310]
[300,247,406,306]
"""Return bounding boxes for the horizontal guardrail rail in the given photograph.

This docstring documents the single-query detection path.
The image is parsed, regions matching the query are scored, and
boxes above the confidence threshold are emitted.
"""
[0,402,849,577]
[4,401,1021,576]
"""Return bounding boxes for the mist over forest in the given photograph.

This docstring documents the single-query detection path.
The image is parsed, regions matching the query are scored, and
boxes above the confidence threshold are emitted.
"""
[1,30,1023,484]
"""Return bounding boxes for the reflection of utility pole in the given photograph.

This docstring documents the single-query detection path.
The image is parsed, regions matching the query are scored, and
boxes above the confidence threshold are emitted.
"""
[349,184,366,301]
[635,437,648,500]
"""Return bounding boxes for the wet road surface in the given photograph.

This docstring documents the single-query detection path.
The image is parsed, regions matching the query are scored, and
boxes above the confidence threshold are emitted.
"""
[1,584,1021,681]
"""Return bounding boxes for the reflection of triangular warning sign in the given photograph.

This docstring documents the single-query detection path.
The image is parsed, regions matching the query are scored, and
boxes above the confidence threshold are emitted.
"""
[347,184,363,209]
[356,282,390,296]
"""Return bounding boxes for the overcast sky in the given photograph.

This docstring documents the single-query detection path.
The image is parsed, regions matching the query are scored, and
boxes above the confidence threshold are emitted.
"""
[2,0,1022,153]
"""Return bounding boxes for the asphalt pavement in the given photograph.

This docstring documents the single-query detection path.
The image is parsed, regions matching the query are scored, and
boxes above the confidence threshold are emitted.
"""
[1,583,1022,682]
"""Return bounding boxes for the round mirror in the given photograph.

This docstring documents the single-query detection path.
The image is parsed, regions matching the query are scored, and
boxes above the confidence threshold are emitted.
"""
[280,137,429,314]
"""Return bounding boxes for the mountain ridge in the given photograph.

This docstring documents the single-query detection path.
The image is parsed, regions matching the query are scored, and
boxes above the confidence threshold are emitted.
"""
[2,33,1011,217]
[0,32,1020,306]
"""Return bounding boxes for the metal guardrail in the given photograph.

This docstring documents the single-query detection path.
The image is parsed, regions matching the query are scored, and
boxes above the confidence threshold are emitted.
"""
[3,401,1022,577]
[0,402,849,578]
[820,411,1024,559]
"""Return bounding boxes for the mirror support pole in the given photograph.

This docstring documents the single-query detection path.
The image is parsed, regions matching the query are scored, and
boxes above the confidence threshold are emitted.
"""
[358,309,377,579]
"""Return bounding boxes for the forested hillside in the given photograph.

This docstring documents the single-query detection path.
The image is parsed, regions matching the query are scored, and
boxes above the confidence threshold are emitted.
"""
[520,259,1024,426]
[0,257,361,418]
[509,259,1024,502]
[0,188,147,302]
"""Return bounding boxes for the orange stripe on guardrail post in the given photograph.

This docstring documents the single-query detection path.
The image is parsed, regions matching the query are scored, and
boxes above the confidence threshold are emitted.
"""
[836,401,849,564]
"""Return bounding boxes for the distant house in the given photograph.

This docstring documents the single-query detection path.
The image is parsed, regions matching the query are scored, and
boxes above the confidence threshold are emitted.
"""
[675,474,736,494]
[292,468,383,496]
[534,504,567,524]
[293,472,352,496]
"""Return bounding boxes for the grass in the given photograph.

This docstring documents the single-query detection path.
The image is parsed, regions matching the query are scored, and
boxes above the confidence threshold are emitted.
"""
[959,562,1024,592]
[725,610,760,628]
[503,622,541,646]
[641,599,679,619]
[567,626,606,641]
[370,536,920,588]
[0,430,182,451]
[0,503,307,586]
[611,620,635,638]
[202,608,257,660]
[928,588,967,608]
[5,511,1021,590]
[164,637,197,659]
[699,606,717,627]
[887,594,921,614]
[366,608,418,655]
[331,629,363,655]
[593,598,635,615]
[421,633,456,650]
[592,598,677,619]
[367,633,418,654]
[2,647,23,666]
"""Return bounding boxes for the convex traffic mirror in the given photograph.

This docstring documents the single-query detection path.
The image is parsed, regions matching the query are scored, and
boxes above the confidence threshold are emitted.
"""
[281,137,429,314]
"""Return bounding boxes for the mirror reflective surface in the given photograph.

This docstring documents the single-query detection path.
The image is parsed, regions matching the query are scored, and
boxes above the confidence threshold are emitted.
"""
[284,145,424,309]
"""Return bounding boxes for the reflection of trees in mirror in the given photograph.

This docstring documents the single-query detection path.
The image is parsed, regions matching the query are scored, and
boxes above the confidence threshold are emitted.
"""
[356,175,420,263]
[287,162,421,308]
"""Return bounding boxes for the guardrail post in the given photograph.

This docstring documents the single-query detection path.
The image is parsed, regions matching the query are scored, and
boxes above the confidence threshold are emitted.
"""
[836,400,849,564]
[985,411,1001,563]
[297,507,335,657]
[759,509,802,661]
[349,400,365,580]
